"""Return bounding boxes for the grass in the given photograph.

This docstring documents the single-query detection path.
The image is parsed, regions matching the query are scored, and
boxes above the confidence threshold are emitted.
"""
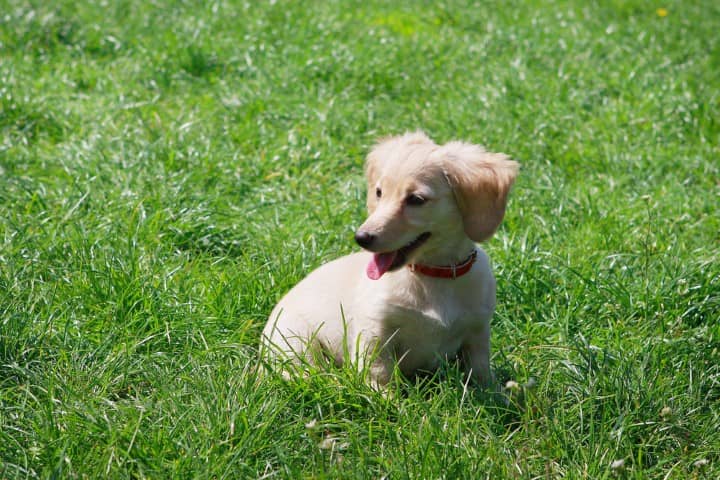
[1,0,719,477]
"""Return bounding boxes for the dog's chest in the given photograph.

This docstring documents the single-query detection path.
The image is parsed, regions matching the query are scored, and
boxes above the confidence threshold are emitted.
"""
[385,277,479,323]
[384,301,471,339]
[380,285,481,359]
[380,306,471,374]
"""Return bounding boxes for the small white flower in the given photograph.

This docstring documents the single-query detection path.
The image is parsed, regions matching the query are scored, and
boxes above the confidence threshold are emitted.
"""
[318,435,349,451]
[610,458,625,474]
[505,380,520,391]
[318,436,336,450]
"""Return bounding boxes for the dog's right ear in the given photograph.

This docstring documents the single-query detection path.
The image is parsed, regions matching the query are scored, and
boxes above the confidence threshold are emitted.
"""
[440,142,519,242]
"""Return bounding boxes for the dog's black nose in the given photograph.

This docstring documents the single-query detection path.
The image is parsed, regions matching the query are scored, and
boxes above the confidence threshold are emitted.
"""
[354,231,376,248]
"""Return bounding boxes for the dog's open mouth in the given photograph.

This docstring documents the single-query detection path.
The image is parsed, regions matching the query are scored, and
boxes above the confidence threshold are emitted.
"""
[366,232,431,280]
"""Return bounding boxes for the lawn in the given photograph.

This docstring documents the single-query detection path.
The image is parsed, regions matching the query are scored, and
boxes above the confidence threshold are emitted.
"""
[1,0,719,477]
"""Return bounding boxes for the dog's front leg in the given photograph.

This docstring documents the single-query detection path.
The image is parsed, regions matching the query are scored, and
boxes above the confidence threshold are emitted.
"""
[367,350,394,389]
[460,326,494,389]
[349,334,394,389]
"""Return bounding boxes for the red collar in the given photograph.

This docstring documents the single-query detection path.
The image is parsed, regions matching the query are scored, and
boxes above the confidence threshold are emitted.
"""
[408,250,477,279]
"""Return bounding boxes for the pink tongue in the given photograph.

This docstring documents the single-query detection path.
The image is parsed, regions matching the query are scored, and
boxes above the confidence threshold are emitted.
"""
[366,252,397,280]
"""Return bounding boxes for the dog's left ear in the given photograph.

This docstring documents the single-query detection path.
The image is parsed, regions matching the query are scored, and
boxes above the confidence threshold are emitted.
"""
[439,141,519,242]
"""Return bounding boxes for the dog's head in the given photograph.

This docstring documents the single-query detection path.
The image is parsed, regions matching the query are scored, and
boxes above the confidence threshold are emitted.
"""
[355,131,519,280]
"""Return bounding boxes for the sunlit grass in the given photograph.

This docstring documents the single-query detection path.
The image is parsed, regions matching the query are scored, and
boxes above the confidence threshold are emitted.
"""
[1,0,719,477]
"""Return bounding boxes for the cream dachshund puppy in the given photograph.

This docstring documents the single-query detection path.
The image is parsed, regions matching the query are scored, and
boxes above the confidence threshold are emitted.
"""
[262,132,518,388]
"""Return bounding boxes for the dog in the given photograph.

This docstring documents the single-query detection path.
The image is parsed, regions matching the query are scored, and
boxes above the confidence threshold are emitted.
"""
[262,131,518,388]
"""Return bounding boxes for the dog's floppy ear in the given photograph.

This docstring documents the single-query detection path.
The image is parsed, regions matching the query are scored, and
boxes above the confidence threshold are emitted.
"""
[440,141,519,242]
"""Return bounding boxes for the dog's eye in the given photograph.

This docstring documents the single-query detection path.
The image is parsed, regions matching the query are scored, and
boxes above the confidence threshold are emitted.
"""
[405,194,426,206]
[375,187,382,199]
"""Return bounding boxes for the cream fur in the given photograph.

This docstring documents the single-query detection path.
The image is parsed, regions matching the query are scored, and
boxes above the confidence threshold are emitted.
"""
[262,132,518,388]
